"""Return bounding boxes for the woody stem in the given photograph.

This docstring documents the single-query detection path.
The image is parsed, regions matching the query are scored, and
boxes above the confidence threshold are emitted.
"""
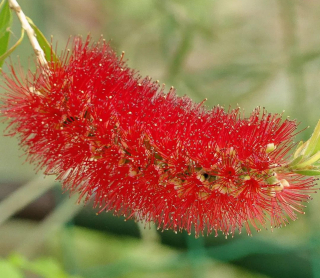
[8,0,48,69]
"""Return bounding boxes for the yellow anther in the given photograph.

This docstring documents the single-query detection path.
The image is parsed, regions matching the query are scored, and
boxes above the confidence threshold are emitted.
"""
[266,143,276,153]
[280,179,290,188]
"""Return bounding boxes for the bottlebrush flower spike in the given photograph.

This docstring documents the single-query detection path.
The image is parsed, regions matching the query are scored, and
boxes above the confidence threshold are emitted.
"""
[1,36,318,237]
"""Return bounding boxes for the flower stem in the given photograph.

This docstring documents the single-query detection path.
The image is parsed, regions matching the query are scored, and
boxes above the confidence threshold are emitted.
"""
[8,0,48,69]
[16,194,82,258]
[0,175,56,227]
[136,219,160,245]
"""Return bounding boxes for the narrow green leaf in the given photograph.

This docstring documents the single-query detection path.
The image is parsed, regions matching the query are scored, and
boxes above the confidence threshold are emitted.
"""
[0,0,12,67]
[0,31,10,68]
[293,170,320,176]
[293,141,305,158]
[26,17,59,64]
[0,0,6,11]
[295,151,320,169]
[0,28,24,67]
[0,0,12,38]
[304,120,320,157]
[287,155,303,167]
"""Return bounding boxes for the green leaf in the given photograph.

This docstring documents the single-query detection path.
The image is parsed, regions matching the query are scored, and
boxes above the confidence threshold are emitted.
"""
[0,0,12,38]
[293,169,320,176]
[0,0,12,67]
[0,0,5,10]
[293,141,306,158]
[295,151,320,169]
[304,120,320,158]
[0,31,10,68]
[287,155,303,167]
[0,28,24,67]
[26,17,59,64]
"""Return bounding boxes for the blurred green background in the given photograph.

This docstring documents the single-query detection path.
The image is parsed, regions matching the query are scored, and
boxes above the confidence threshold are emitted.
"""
[1,0,320,277]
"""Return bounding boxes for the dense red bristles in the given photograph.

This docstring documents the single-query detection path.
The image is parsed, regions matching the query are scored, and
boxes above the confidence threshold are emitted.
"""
[1,36,317,237]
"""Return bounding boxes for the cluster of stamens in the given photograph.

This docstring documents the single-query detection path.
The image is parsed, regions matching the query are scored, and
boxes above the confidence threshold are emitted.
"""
[1,36,316,237]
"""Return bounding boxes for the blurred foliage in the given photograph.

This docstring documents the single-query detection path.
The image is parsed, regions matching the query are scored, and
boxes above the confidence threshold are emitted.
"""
[1,0,320,278]
[0,253,83,278]
[0,220,272,278]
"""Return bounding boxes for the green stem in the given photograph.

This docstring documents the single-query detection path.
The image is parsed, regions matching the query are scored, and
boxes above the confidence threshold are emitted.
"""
[136,219,160,244]
[16,194,82,258]
[186,234,207,278]
[0,175,56,227]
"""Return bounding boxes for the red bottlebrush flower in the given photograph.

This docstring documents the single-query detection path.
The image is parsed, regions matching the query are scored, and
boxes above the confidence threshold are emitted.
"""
[1,36,317,237]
